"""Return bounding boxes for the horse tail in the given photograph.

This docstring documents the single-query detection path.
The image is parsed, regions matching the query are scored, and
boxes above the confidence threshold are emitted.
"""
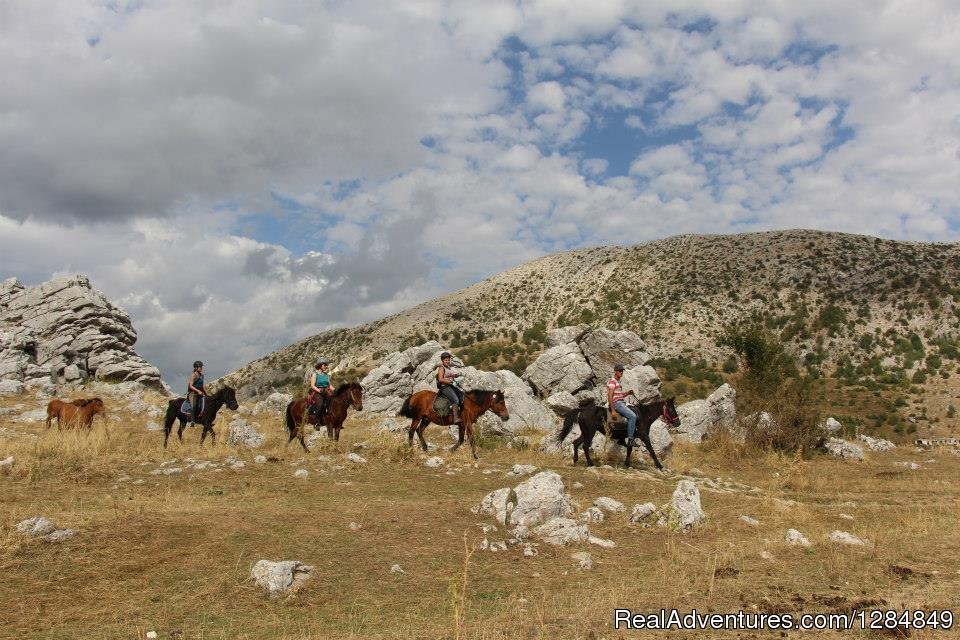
[163,400,178,433]
[398,395,413,419]
[285,401,296,436]
[557,407,579,442]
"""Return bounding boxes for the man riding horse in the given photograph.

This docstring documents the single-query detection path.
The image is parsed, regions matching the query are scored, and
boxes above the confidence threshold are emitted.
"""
[308,358,333,419]
[608,362,639,445]
[436,351,464,424]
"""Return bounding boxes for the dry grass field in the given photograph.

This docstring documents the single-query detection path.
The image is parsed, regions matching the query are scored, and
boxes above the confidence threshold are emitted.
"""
[2,390,958,639]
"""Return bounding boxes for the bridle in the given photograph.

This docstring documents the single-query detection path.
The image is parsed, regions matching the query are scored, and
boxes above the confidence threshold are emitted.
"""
[348,385,363,409]
[660,401,679,426]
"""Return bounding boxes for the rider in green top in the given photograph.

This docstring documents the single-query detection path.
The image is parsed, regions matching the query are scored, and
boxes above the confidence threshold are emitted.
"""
[309,359,332,418]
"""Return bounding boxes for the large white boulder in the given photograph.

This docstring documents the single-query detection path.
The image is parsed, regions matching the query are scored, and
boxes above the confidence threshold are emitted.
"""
[476,370,556,435]
[510,471,575,528]
[522,343,593,397]
[578,328,652,379]
[227,418,266,449]
[671,384,737,443]
[533,517,591,545]
[546,325,590,347]
[619,365,662,404]
[825,438,864,461]
[656,480,706,532]
[857,434,895,452]
[546,391,579,415]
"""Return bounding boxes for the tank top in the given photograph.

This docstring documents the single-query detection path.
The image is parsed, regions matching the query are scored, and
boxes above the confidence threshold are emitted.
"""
[437,365,456,387]
[191,372,204,391]
[314,372,329,388]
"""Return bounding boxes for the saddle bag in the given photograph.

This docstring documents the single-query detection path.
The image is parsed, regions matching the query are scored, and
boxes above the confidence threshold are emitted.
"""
[181,400,192,416]
[433,394,451,418]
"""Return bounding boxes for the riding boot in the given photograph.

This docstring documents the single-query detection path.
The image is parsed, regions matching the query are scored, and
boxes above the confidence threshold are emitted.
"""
[450,404,461,425]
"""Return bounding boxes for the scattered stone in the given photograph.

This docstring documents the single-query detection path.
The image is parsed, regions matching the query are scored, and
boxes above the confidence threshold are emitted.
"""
[254,455,267,464]
[825,438,864,461]
[250,560,313,595]
[533,517,590,545]
[630,502,657,525]
[858,434,895,452]
[571,551,593,570]
[511,471,575,528]
[227,418,265,449]
[822,417,843,435]
[839,513,854,520]
[593,496,625,513]
[760,550,775,561]
[572,481,584,489]
[472,487,516,525]
[44,528,76,543]
[230,461,245,470]
[829,530,867,546]
[16,516,56,536]
[522,543,538,557]
[346,452,367,464]
[146,632,158,640]
[508,463,538,476]
[424,456,444,468]
[895,461,920,470]
[293,469,308,479]
[390,564,405,574]
[739,515,760,527]
[785,529,811,547]
[579,507,605,523]
[0,455,13,470]
[349,522,361,531]
[0,379,25,396]
[656,480,706,532]
[587,536,616,548]
[145,421,162,432]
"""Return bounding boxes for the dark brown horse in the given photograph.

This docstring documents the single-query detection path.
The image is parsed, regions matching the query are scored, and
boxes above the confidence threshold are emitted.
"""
[399,389,509,460]
[54,398,106,430]
[46,397,94,429]
[557,397,680,469]
[163,386,239,448]
[285,381,364,452]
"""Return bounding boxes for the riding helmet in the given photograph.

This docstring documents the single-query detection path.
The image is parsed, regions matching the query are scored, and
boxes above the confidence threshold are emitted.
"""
[613,363,625,372]
[440,352,452,360]
[193,360,203,369]
[315,358,328,367]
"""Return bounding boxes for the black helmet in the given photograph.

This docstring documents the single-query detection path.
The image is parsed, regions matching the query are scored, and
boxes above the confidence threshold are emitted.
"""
[440,351,452,360]
[193,360,203,369]
[613,363,625,372]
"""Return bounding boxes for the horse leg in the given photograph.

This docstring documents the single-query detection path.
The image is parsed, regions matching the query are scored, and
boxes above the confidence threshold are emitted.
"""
[450,421,465,452]
[177,418,187,443]
[299,430,309,453]
[572,435,582,464]
[417,419,429,452]
[407,418,418,447]
[468,423,478,460]
[163,423,171,448]
[583,429,595,467]
[623,442,633,468]
[327,425,334,439]
[640,432,663,470]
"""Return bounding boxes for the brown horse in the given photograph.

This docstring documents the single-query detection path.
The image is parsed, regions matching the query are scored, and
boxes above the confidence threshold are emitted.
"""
[399,389,509,460]
[285,381,364,452]
[45,398,92,429]
[55,398,106,430]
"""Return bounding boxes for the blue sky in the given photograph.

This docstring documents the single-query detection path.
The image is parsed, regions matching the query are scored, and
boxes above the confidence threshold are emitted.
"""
[1,0,959,379]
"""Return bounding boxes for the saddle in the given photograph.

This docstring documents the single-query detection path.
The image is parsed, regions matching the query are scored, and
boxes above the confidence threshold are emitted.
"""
[181,396,205,418]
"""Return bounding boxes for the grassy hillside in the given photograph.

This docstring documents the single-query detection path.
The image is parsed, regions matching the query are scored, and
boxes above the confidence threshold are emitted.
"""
[222,230,960,441]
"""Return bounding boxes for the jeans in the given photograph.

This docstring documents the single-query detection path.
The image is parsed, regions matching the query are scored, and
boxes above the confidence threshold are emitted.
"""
[440,385,462,408]
[614,400,637,440]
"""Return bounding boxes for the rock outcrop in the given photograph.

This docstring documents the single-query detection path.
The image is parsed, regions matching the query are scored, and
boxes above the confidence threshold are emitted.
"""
[0,275,163,390]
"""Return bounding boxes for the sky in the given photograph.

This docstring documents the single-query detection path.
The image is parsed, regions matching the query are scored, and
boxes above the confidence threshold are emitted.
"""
[1,0,959,381]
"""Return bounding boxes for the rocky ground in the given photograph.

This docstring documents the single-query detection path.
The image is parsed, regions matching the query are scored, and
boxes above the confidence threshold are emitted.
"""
[2,384,958,639]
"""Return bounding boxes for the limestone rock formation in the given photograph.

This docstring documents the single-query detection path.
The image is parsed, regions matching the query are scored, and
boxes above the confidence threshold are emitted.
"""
[0,275,163,390]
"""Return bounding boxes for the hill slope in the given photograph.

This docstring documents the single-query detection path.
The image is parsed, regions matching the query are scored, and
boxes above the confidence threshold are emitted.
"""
[223,229,960,410]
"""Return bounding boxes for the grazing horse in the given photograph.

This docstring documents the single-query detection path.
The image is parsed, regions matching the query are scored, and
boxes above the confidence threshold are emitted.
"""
[399,389,509,460]
[55,398,106,430]
[163,386,239,448]
[284,382,364,452]
[557,397,680,469]
[46,398,93,429]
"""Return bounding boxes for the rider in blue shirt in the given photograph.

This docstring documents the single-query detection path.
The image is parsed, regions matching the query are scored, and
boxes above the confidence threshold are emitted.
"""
[309,359,332,418]
[187,360,205,425]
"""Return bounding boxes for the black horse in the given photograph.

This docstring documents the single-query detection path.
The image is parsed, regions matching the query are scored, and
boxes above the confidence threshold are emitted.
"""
[557,397,680,469]
[163,386,239,448]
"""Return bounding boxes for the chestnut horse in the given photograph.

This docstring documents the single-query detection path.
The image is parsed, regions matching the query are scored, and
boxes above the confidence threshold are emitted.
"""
[399,389,509,460]
[284,381,364,452]
[54,398,106,430]
[46,398,93,429]
[163,386,239,448]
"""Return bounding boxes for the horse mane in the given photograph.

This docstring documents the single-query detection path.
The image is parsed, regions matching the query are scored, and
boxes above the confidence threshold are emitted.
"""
[333,381,361,397]
[466,389,500,404]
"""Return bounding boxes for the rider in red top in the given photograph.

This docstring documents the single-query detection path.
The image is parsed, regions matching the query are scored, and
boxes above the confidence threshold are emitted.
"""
[607,363,637,444]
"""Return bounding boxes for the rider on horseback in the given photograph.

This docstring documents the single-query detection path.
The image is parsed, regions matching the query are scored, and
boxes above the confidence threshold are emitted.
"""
[436,352,464,424]
[187,360,205,425]
[308,358,332,418]
[607,363,638,445]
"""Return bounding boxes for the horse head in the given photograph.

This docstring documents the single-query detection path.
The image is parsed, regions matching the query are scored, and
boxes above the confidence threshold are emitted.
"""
[490,390,509,421]
[348,381,363,411]
[661,397,680,427]
[223,386,239,410]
